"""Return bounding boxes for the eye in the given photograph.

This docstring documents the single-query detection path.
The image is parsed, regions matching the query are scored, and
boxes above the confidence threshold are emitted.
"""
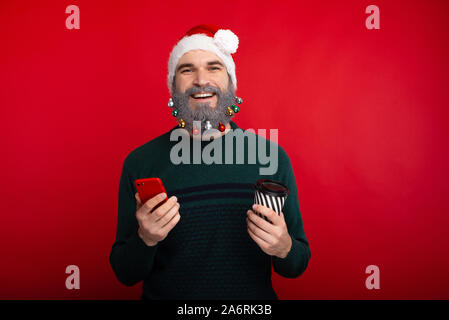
[181,69,191,73]
[210,66,220,71]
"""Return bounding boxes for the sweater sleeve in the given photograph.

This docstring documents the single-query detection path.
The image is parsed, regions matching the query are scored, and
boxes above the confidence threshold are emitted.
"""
[109,158,158,286]
[272,152,311,278]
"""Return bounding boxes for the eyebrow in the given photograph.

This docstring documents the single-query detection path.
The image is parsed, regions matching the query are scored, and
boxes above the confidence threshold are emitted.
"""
[176,63,193,72]
[176,60,225,72]
[207,60,225,67]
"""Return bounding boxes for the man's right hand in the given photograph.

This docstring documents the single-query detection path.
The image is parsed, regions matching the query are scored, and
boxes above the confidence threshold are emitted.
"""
[135,192,181,246]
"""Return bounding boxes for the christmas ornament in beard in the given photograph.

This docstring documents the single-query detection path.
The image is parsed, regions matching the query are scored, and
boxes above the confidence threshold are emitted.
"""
[171,79,236,134]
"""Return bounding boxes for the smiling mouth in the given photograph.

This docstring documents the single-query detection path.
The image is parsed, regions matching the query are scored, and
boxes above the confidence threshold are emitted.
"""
[190,92,216,100]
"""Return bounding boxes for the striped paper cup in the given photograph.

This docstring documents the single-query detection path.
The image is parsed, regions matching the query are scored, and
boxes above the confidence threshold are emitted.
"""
[253,179,290,222]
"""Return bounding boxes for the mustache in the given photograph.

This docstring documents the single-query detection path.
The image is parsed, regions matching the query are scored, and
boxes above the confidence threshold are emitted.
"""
[184,85,222,97]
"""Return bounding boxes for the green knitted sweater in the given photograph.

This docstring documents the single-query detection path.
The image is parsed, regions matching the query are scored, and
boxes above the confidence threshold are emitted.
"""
[109,121,311,300]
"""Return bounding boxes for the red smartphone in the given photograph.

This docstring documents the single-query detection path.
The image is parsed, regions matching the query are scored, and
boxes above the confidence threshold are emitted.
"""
[134,177,168,212]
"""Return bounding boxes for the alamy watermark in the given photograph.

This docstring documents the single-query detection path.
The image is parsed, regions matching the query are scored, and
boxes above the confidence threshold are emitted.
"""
[65,265,80,290]
[65,5,80,29]
[170,121,279,175]
[365,265,380,290]
[365,5,380,30]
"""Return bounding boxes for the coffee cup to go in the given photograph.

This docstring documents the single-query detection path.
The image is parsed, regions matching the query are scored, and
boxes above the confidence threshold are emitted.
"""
[253,179,290,222]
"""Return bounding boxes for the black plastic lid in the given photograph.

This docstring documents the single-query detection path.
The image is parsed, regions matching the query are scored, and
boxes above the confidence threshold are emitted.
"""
[254,179,290,197]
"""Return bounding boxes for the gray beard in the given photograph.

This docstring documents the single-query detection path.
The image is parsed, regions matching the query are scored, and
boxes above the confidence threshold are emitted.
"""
[171,82,236,133]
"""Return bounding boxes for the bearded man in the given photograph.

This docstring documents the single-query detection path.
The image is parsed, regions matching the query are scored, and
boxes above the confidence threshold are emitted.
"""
[109,24,311,300]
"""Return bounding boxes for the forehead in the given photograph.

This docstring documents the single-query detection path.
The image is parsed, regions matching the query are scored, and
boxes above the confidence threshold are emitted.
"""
[177,49,225,67]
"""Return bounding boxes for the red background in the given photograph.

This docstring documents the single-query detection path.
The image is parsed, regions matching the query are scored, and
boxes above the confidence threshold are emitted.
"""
[1,0,449,299]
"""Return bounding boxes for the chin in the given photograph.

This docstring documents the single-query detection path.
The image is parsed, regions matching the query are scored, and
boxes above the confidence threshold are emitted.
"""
[191,102,216,110]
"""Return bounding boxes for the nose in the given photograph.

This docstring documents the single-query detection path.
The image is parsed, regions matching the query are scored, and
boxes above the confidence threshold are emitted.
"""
[192,68,210,88]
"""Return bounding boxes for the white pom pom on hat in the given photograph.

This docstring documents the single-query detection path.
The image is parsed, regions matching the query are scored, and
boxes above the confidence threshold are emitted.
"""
[213,29,239,54]
[167,24,239,94]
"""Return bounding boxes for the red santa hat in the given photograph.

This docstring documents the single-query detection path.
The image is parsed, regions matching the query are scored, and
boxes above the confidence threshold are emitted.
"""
[167,24,239,94]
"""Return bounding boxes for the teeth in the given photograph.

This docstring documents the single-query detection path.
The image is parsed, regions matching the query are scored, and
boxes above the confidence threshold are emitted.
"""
[193,93,213,98]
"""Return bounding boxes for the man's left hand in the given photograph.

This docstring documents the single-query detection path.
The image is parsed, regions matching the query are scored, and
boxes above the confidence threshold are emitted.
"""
[246,204,292,259]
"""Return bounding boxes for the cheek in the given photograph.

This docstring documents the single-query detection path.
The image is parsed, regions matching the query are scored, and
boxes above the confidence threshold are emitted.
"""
[176,77,190,94]
[216,76,229,93]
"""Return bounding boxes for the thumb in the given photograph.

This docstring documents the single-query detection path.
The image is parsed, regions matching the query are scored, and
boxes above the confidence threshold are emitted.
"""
[135,192,142,205]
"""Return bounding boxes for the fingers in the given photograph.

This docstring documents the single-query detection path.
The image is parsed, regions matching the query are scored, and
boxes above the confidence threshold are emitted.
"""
[247,222,271,250]
[252,204,280,225]
[135,192,181,246]
[160,211,181,235]
[247,215,276,244]
[247,209,275,234]
[150,196,178,222]
[156,201,180,228]
[136,192,167,220]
